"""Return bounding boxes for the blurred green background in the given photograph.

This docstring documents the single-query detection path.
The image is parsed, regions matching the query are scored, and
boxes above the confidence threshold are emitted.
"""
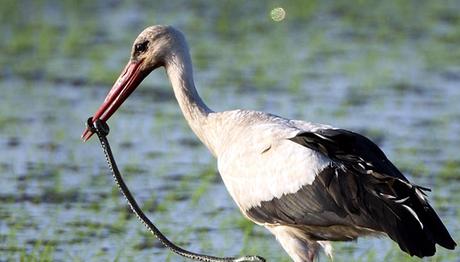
[1,0,459,261]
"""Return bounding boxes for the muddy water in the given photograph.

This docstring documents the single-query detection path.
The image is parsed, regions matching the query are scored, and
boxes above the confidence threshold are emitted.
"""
[1,1,459,261]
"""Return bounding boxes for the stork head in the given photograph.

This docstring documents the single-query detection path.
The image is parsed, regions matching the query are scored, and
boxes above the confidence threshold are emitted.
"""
[81,25,186,141]
[131,25,188,71]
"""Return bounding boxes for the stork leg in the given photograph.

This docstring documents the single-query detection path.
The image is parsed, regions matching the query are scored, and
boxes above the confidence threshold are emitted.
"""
[266,225,330,262]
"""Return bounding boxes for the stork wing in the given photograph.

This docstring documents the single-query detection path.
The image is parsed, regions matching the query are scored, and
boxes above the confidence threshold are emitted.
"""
[290,128,409,181]
[246,128,456,257]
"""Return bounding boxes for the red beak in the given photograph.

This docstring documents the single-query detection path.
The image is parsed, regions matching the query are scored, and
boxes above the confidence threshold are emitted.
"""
[81,59,146,142]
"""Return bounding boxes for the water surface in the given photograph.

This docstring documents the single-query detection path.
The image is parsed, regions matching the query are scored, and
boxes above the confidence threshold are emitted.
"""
[1,1,459,261]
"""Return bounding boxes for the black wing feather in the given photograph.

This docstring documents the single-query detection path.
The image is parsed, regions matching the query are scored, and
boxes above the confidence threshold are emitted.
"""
[290,129,456,256]
[246,128,456,258]
[290,128,408,181]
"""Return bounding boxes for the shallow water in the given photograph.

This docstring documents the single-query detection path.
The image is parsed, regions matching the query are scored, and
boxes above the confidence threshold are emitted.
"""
[1,1,459,261]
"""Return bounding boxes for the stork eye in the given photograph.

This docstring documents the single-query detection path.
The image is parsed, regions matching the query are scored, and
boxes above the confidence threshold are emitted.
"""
[135,41,149,53]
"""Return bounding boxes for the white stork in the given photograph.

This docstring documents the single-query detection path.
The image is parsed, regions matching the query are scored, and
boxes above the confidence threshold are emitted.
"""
[82,25,456,261]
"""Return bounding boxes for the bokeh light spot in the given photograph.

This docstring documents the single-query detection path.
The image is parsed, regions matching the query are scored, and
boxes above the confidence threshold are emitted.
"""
[270,7,286,22]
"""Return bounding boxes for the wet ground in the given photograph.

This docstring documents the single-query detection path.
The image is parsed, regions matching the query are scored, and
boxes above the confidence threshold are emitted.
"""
[1,1,459,261]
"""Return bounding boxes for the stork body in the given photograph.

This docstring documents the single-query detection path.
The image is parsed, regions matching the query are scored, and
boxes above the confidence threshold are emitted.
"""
[82,25,456,262]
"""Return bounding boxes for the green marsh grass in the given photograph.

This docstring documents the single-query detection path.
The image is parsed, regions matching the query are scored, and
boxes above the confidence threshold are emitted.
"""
[1,0,459,261]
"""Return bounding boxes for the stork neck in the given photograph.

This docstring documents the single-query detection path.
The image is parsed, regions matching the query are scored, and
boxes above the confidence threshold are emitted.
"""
[165,50,216,155]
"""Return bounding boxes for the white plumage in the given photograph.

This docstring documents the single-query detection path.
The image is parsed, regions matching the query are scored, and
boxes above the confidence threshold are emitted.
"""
[215,110,331,210]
